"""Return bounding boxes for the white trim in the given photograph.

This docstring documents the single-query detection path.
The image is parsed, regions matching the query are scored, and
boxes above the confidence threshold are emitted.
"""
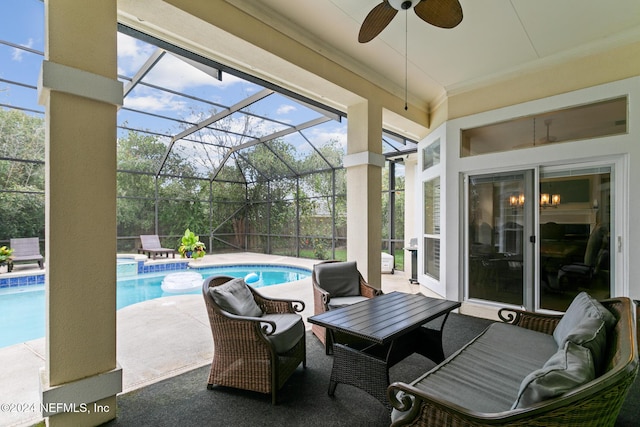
[39,365,122,417]
[38,60,124,106]
[343,151,385,168]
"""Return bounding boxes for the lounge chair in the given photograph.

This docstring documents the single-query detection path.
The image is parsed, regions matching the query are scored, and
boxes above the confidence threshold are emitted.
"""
[9,237,44,271]
[137,235,176,260]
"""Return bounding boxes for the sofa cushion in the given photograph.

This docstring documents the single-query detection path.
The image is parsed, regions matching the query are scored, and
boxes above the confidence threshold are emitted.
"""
[209,278,263,317]
[261,313,305,353]
[328,295,369,310]
[553,292,616,347]
[512,341,595,409]
[404,322,558,414]
[560,317,608,376]
[315,261,360,297]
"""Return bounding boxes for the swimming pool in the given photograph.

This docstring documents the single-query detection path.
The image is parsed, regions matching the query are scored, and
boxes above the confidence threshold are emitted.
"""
[0,264,310,348]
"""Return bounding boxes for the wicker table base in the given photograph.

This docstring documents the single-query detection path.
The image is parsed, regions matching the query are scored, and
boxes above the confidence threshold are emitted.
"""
[327,326,448,409]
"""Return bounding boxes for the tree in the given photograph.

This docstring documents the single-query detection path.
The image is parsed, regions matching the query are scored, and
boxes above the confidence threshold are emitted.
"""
[0,109,45,241]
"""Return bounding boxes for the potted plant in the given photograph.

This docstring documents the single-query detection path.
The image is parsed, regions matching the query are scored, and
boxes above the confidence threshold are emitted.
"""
[0,246,14,272]
[178,229,206,259]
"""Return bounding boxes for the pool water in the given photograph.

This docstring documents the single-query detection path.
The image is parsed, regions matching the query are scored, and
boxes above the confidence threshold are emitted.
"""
[0,265,310,348]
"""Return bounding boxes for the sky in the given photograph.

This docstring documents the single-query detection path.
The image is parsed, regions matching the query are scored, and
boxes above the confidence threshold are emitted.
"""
[0,0,411,177]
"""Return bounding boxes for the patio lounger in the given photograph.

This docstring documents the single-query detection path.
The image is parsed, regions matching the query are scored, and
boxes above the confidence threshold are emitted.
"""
[137,235,176,260]
[9,237,44,271]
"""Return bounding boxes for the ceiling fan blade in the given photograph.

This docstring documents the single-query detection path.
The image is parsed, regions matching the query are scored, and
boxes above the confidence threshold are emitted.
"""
[414,0,463,29]
[358,1,398,43]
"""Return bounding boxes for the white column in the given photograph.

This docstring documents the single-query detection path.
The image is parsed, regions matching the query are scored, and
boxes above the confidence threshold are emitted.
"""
[346,101,384,289]
[39,0,121,425]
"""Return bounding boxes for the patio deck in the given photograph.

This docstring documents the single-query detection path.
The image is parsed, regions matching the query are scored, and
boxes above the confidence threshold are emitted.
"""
[0,252,438,427]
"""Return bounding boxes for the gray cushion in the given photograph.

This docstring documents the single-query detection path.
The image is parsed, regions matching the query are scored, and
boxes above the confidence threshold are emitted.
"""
[209,278,263,317]
[553,292,616,346]
[560,317,608,375]
[261,313,305,353]
[314,261,360,297]
[405,322,557,414]
[512,341,595,409]
[328,295,369,310]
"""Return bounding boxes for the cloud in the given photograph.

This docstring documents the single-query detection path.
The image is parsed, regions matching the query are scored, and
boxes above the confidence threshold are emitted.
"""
[276,104,296,115]
[123,91,187,113]
[11,38,34,61]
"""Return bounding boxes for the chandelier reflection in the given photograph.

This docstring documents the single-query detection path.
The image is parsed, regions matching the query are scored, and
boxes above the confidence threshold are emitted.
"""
[540,193,561,207]
[509,193,561,207]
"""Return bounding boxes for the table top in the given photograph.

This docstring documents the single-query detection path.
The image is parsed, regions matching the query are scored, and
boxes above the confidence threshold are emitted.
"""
[308,292,461,345]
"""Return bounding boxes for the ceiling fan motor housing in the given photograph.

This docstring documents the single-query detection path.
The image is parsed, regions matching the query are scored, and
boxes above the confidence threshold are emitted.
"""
[389,0,420,11]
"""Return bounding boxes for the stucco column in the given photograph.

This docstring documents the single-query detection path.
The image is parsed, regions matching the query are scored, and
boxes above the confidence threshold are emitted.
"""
[38,1,122,425]
[345,101,384,289]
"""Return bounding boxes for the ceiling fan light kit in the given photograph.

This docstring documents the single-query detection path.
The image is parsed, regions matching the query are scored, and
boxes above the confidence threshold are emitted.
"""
[388,0,420,10]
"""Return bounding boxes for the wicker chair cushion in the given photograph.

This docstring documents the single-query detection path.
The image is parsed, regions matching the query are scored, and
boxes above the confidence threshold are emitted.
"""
[208,278,263,317]
[315,261,360,297]
[399,322,557,414]
[553,292,616,346]
[559,317,608,375]
[260,313,305,353]
[328,295,369,310]
[512,341,595,409]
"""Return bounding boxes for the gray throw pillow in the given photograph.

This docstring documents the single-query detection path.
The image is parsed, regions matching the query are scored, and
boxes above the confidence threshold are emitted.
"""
[560,317,608,376]
[314,261,360,297]
[512,341,595,409]
[209,277,263,317]
[553,292,616,346]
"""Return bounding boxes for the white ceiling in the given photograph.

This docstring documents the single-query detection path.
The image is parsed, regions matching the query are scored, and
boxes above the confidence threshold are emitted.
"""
[229,0,640,109]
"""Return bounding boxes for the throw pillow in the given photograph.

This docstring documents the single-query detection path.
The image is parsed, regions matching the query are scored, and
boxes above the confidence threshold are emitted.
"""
[209,277,263,317]
[560,317,608,376]
[512,341,595,409]
[553,292,616,346]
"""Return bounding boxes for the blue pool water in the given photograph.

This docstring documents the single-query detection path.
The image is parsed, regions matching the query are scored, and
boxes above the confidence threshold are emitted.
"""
[0,264,310,348]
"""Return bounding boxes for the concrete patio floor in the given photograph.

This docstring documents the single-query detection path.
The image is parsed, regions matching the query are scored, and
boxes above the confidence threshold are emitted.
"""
[0,253,487,427]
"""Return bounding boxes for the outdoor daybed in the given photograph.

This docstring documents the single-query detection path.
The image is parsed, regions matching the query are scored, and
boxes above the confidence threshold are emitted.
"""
[388,292,638,426]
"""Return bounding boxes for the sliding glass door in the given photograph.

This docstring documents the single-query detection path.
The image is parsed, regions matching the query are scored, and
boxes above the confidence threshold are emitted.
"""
[539,167,611,311]
[466,166,613,312]
[467,170,534,306]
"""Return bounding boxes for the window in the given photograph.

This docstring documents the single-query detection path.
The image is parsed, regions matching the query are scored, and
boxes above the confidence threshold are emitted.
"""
[423,177,440,279]
[461,97,627,157]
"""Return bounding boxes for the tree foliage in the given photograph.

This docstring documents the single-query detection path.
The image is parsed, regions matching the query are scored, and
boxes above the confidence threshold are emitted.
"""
[0,109,45,241]
[0,107,367,258]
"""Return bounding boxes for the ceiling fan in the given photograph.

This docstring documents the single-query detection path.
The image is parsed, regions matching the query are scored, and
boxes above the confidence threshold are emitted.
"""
[358,0,463,43]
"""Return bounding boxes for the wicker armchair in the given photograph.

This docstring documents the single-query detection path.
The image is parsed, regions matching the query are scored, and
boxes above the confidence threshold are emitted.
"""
[311,260,382,354]
[202,275,306,405]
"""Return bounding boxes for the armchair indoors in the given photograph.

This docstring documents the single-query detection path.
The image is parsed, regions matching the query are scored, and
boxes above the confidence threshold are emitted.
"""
[202,275,306,405]
[311,260,382,354]
[557,223,609,290]
[9,237,44,271]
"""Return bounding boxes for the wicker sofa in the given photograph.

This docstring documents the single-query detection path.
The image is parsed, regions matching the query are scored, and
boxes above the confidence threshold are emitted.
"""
[388,293,638,426]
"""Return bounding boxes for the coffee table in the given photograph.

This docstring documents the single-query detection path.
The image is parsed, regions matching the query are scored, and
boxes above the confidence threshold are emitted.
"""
[308,291,461,408]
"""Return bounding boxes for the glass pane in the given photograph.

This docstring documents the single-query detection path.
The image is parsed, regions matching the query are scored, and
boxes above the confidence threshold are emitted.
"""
[461,97,627,157]
[422,139,440,170]
[468,172,525,305]
[424,177,440,235]
[424,237,440,279]
[539,170,611,311]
